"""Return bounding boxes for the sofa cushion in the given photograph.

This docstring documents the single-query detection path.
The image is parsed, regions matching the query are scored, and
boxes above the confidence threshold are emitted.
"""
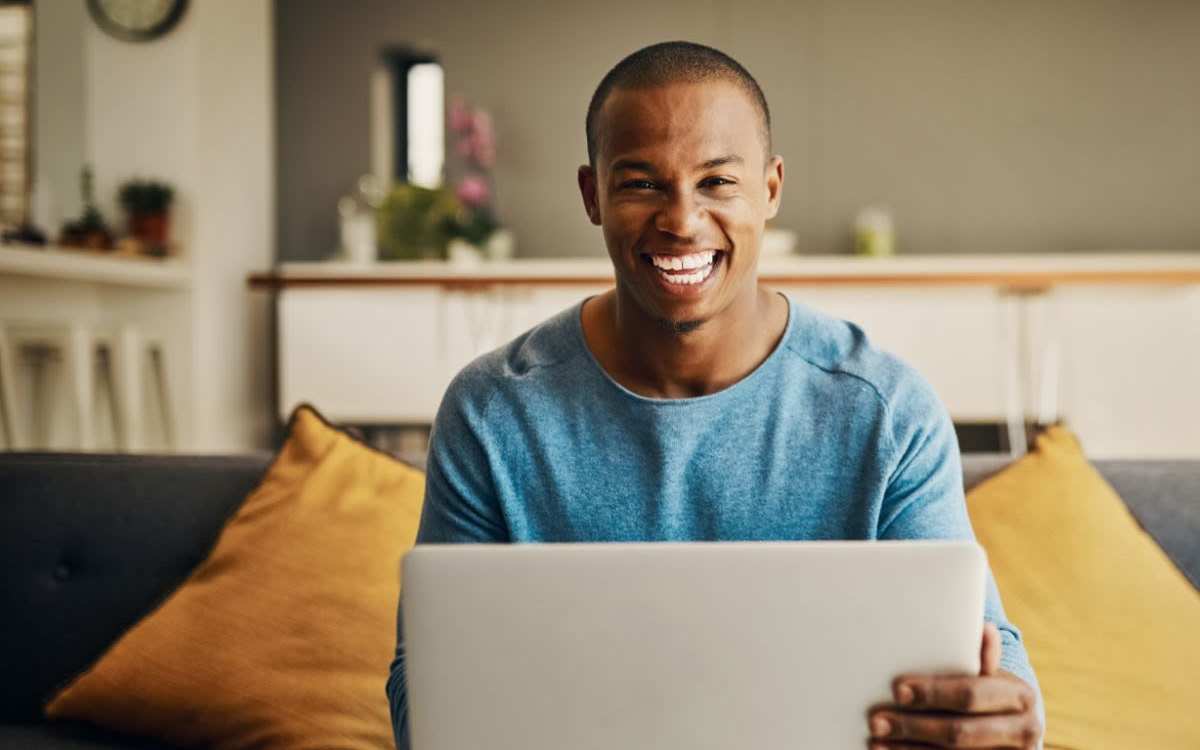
[0,452,272,722]
[43,404,425,750]
[966,426,1200,749]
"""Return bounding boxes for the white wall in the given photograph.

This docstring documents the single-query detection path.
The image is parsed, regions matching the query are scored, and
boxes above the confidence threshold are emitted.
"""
[80,0,274,451]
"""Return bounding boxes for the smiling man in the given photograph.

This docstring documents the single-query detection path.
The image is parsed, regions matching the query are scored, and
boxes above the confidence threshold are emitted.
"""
[388,41,1043,749]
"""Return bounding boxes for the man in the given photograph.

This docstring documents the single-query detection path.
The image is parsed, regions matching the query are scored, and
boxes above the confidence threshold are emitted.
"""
[388,41,1044,749]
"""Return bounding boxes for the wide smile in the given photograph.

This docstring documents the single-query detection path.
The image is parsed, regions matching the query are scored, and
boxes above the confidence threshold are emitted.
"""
[639,249,727,296]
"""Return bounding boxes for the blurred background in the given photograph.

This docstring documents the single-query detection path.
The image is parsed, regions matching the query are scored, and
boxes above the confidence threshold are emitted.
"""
[1,0,1198,463]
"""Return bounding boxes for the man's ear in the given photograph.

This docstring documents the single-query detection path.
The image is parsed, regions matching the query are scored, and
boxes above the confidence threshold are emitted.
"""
[764,155,784,221]
[578,165,602,226]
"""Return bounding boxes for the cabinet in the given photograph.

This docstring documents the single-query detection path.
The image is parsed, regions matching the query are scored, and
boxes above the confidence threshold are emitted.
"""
[255,254,1200,458]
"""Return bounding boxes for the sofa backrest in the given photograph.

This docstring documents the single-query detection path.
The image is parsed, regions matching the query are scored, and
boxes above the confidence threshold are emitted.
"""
[962,454,1200,591]
[0,452,272,722]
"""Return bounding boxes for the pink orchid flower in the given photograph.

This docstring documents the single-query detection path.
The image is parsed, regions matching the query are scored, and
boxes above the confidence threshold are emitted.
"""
[448,96,473,133]
[456,175,491,207]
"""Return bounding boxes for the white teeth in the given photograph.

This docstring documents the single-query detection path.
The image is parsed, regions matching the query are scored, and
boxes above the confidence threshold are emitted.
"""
[649,251,716,272]
[666,268,706,285]
[652,254,718,286]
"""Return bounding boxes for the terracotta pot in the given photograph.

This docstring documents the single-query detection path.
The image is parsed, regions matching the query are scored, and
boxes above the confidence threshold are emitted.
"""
[83,229,114,250]
[130,211,170,248]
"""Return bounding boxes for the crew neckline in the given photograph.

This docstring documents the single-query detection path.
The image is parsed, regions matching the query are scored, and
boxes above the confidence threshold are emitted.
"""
[572,291,795,406]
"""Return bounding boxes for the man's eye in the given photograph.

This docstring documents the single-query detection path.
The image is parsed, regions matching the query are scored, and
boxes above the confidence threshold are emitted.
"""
[621,180,657,190]
[702,177,735,188]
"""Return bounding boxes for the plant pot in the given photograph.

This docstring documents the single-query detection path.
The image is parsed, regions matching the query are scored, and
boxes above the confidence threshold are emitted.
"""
[130,211,170,249]
[59,227,113,250]
[484,228,515,260]
[86,229,114,250]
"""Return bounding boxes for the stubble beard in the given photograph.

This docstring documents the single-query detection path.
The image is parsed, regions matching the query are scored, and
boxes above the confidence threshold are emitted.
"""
[661,317,705,335]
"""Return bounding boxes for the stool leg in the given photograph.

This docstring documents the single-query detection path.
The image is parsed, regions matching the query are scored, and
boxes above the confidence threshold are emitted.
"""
[148,343,175,450]
[28,347,49,448]
[0,327,28,449]
[94,345,120,451]
[66,324,96,451]
[112,325,145,452]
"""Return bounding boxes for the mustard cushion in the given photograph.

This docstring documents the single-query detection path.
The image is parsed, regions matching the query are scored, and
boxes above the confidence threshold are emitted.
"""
[45,404,424,749]
[966,426,1200,749]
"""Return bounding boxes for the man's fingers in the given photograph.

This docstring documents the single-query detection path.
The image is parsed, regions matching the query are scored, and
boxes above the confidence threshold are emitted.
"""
[891,673,1033,714]
[869,709,1041,748]
[980,622,1001,676]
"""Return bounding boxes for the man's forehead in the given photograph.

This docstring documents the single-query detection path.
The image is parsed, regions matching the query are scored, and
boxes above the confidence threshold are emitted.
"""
[596,80,764,169]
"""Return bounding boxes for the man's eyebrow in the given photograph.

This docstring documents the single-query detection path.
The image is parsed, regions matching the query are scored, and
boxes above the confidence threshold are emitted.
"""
[698,155,743,169]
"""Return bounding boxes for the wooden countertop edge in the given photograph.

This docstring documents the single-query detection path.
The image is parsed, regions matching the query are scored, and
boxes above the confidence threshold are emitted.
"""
[247,269,1200,290]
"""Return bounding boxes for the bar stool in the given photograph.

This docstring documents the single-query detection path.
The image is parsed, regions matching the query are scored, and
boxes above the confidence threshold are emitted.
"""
[0,321,174,452]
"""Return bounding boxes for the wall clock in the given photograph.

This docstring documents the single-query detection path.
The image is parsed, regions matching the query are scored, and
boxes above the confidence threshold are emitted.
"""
[88,0,189,43]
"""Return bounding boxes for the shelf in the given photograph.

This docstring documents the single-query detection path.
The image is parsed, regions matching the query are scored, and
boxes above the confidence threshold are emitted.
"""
[249,252,1200,290]
[0,243,191,289]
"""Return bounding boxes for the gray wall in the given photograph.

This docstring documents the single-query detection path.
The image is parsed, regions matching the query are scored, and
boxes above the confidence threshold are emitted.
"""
[33,0,87,231]
[275,0,1200,261]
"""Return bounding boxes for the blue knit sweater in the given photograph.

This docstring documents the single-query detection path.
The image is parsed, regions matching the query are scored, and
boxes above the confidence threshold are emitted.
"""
[387,293,1042,748]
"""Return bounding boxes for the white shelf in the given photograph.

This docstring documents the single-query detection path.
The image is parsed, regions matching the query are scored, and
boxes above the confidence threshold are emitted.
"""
[0,243,191,289]
[256,251,1200,286]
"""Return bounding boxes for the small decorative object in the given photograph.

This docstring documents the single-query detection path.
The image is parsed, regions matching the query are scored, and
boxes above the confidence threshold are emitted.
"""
[59,166,114,250]
[854,206,895,257]
[118,178,174,256]
[338,175,385,264]
[484,227,515,261]
[446,237,484,265]
[88,0,189,43]
[446,95,513,260]
[761,226,798,257]
[376,183,460,260]
[1,223,48,246]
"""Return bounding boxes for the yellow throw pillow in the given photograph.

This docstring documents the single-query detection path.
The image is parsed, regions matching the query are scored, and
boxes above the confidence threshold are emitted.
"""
[966,426,1200,749]
[45,404,424,749]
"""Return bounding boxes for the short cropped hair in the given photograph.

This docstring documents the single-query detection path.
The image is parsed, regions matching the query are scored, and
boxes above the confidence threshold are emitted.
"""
[585,41,772,167]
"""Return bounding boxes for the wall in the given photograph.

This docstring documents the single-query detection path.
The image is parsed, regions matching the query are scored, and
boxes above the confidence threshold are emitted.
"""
[276,0,1200,261]
[79,0,274,451]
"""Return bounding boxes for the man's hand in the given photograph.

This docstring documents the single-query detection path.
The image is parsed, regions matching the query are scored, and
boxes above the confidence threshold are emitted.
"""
[866,622,1042,749]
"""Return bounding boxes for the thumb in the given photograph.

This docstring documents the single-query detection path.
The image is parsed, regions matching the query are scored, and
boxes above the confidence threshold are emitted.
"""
[980,622,1002,676]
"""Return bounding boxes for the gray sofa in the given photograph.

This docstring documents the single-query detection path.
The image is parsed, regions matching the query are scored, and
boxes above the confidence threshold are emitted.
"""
[2,451,1198,749]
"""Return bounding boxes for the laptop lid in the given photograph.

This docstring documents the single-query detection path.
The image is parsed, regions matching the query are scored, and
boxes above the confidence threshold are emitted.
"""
[403,540,986,749]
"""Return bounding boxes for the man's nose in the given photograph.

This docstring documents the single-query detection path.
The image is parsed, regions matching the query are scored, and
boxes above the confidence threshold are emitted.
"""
[655,188,703,239]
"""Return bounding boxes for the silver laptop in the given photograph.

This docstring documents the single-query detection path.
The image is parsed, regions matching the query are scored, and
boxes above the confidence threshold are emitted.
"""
[402,540,986,750]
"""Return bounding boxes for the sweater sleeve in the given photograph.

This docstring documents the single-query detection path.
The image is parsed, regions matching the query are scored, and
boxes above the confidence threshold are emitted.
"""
[876,373,1046,740]
[386,371,510,750]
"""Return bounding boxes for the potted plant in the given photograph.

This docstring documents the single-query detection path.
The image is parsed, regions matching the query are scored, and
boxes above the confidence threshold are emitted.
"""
[59,166,114,250]
[118,178,175,254]
[445,96,513,261]
[376,183,461,260]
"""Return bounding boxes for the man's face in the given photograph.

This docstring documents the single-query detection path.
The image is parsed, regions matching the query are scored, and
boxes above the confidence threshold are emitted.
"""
[579,80,783,330]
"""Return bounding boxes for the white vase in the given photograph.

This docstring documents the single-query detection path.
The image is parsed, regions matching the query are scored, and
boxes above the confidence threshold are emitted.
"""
[484,228,515,261]
[447,238,484,265]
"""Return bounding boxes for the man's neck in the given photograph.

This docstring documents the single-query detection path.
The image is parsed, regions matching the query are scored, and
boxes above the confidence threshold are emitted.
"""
[582,285,788,399]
